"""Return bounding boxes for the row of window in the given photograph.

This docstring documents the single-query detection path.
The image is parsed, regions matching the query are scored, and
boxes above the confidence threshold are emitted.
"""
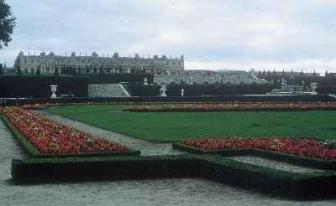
[22,58,183,66]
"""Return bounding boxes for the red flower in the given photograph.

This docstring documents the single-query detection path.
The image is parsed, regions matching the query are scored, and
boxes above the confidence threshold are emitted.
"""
[184,137,336,160]
[3,107,129,155]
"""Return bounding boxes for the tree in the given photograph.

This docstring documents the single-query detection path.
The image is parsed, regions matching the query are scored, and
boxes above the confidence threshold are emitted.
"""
[0,63,3,74]
[0,0,16,48]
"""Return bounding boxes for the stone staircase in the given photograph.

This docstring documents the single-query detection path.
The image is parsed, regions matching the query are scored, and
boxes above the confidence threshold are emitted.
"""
[89,83,130,97]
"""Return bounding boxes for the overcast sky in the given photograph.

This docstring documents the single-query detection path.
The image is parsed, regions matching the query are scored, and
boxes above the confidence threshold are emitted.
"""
[1,0,336,73]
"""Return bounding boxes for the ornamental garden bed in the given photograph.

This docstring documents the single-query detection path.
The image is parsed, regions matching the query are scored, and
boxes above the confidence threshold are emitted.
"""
[2,107,139,157]
[174,138,336,170]
[4,105,336,199]
[126,102,336,112]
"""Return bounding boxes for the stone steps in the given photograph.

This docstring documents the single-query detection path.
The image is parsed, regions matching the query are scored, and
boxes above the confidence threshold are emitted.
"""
[88,83,130,97]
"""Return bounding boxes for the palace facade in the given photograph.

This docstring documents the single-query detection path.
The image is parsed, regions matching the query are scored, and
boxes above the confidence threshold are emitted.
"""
[14,51,184,74]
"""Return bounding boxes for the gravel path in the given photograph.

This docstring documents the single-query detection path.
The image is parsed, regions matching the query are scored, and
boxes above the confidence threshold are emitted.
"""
[228,156,329,173]
[0,119,26,178]
[38,111,185,156]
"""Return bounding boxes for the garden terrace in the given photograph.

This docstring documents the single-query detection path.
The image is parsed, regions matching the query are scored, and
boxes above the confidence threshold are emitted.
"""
[3,103,336,199]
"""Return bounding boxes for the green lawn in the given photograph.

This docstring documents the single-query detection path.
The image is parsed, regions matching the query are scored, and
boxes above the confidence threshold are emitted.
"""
[47,105,336,142]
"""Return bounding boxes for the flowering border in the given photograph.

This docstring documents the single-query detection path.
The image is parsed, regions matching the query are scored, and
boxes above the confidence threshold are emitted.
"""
[175,137,336,162]
[126,102,336,112]
[2,107,139,157]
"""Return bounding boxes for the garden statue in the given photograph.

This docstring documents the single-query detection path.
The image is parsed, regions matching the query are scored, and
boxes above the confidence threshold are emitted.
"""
[160,83,167,97]
[310,83,318,95]
[50,84,58,98]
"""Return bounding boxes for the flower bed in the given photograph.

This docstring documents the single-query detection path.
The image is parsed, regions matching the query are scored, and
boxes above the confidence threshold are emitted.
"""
[183,138,336,160]
[3,107,131,156]
[126,102,336,112]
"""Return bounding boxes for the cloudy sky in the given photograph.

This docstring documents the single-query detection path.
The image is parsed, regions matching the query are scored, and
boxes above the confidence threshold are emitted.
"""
[1,0,336,73]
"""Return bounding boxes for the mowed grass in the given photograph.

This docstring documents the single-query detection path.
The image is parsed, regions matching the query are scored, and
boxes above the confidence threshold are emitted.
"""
[47,105,336,142]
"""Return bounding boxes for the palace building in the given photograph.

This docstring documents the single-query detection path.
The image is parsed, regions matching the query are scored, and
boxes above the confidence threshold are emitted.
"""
[14,51,184,74]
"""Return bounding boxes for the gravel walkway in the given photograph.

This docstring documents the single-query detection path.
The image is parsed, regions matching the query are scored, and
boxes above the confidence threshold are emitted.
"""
[0,119,26,178]
[38,111,185,156]
[227,156,329,173]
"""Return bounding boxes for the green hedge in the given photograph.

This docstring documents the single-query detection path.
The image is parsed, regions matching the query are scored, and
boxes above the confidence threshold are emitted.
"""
[126,83,160,96]
[198,155,336,199]
[11,155,200,182]
[0,75,88,98]
[166,83,274,96]
[11,154,336,199]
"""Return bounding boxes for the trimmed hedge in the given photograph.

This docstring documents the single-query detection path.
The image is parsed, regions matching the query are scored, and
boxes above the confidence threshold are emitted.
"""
[317,86,336,94]
[11,155,200,182]
[11,154,336,199]
[2,95,336,106]
[0,75,88,98]
[126,83,160,96]
[197,155,336,199]
[166,83,275,96]
[126,83,276,97]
